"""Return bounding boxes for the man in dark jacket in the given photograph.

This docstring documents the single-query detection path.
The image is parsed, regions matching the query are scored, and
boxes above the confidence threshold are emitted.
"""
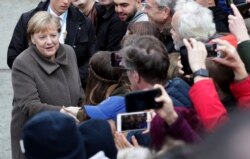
[95,4,128,51]
[7,0,97,88]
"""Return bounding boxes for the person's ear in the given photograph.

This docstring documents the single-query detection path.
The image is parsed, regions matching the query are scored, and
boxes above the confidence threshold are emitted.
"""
[133,71,140,83]
[31,35,36,45]
[162,7,171,20]
[135,0,141,8]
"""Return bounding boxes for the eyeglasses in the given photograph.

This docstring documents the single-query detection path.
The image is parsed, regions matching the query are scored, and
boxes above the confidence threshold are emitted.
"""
[144,4,165,10]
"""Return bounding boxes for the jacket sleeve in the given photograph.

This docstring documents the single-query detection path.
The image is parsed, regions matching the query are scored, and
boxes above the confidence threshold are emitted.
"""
[12,58,61,118]
[7,13,29,69]
[189,79,228,132]
[150,113,201,150]
[230,76,250,109]
[237,40,250,73]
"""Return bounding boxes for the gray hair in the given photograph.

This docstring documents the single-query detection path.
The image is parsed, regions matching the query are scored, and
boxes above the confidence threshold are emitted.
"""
[155,0,177,14]
[174,0,216,42]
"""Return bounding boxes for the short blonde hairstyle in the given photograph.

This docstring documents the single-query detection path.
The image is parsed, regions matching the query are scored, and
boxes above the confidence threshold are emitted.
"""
[27,11,61,44]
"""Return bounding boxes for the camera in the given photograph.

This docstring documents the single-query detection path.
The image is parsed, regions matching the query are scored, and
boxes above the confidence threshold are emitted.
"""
[180,42,217,74]
[125,88,163,112]
[227,1,250,19]
[236,3,250,19]
[205,43,217,57]
[117,111,150,132]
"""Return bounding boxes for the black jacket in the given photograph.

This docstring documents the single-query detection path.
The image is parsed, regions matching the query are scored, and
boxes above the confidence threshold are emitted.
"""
[7,0,97,84]
[96,5,127,51]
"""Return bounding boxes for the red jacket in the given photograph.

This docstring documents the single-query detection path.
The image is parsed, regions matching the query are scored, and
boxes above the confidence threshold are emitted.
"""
[230,76,250,109]
[189,79,228,132]
[189,76,250,132]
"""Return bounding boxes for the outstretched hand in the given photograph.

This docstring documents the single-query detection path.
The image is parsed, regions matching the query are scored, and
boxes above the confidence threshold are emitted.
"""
[60,106,80,123]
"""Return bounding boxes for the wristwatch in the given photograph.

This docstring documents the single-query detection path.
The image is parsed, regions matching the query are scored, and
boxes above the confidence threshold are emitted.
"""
[193,68,209,78]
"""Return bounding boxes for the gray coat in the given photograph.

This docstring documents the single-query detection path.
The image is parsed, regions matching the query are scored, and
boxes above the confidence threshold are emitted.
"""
[11,44,84,159]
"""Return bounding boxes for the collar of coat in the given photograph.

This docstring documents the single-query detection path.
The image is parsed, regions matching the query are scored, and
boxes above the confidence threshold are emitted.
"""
[30,44,68,75]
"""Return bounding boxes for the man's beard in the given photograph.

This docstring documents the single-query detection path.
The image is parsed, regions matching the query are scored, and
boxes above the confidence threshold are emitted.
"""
[126,7,138,22]
[174,39,184,51]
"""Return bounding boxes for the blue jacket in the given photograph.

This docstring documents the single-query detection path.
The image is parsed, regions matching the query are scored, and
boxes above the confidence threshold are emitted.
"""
[166,77,193,108]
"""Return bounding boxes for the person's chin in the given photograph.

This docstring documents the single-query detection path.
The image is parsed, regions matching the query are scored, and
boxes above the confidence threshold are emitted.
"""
[119,15,128,21]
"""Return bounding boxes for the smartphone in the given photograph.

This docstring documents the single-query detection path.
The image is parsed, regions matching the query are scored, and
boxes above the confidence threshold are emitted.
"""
[180,46,192,75]
[236,3,250,19]
[111,52,122,67]
[180,43,218,74]
[205,43,217,57]
[125,88,162,112]
[117,111,150,132]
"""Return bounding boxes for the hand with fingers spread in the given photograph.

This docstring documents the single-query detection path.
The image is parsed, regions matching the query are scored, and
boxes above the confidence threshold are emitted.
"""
[154,84,178,125]
[114,132,139,150]
[183,38,207,73]
[228,3,250,43]
[212,39,248,81]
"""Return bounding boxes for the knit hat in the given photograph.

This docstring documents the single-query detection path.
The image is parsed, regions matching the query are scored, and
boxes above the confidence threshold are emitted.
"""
[78,119,117,159]
[21,111,86,159]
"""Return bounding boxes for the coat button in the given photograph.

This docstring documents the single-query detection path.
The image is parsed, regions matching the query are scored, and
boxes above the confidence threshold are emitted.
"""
[78,27,81,30]
[73,45,76,48]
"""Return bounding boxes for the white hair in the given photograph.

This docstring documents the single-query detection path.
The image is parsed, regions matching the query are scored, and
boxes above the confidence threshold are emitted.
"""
[174,0,216,42]
[117,147,152,159]
[155,0,176,14]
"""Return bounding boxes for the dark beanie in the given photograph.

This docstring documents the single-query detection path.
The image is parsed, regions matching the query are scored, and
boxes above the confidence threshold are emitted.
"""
[78,119,117,159]
[22,111,86,159]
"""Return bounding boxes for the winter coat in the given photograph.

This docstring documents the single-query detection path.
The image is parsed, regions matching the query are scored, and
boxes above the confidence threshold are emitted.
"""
[11,44,83,159]
[7,0,97,86]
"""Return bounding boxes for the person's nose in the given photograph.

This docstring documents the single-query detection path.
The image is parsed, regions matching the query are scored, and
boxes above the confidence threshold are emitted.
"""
[116,5,122,13]
[63,0,71,5]
[46,36,53,44]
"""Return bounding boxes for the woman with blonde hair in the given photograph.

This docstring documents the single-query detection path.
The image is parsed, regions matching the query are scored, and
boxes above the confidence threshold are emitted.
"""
[11,11,83,159]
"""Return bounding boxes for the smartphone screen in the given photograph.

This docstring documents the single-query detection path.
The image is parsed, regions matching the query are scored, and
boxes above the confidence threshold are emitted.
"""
[125,88,162,112]
[117,112,150,132]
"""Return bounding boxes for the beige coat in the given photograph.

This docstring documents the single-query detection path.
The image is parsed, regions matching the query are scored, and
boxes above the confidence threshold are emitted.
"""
[11,44,84,159]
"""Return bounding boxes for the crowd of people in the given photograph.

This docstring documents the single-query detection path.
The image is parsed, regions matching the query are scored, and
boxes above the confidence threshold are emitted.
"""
[7,0,250,158]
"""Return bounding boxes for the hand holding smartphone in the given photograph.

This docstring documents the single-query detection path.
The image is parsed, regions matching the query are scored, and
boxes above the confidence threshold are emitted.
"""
[117,111,150,132]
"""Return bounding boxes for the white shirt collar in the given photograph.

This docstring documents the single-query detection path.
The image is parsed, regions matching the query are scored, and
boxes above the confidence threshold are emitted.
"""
[47,5,68,22]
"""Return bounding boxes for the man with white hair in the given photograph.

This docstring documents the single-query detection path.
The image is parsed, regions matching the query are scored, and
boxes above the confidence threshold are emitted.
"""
[170,0,216,50]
